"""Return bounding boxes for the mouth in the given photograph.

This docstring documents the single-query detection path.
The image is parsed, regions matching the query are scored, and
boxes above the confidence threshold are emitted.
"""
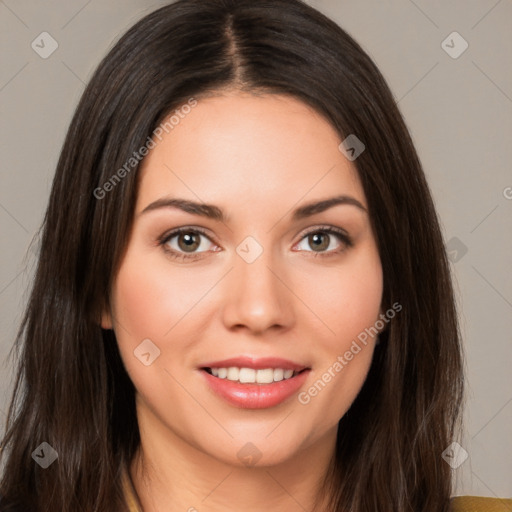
[199,363,312,409]
[198,356,311,408]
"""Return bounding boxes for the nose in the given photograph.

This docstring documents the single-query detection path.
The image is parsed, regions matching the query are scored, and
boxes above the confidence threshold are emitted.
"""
[220,246,295,335]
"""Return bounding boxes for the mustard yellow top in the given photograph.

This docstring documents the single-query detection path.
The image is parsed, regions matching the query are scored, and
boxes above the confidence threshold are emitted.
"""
[121,468,512,512]
[121,467,143,512]
[450,497,512,512]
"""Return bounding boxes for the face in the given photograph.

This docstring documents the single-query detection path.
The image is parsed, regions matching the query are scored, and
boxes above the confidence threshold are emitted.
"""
[102,92,384,468]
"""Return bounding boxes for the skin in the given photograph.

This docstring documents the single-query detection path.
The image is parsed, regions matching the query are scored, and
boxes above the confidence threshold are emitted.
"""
[102,92,384,512]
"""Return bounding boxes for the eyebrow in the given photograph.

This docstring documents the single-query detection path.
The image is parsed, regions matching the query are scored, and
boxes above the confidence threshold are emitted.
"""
[140,195,367,222]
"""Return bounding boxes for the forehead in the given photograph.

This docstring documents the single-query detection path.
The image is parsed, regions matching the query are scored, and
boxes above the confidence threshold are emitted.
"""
[136,93,365,214]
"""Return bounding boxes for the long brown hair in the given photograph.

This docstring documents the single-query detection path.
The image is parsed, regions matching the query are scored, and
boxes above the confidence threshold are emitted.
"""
[0,1,464,510]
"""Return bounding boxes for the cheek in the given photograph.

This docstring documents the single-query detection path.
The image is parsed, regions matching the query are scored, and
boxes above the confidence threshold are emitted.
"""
[109,250,204,410]
[110,244,227,394]
[294,246,383,419]
[112,248,205,342]
[109,249,190,384]
[299,248,383,345]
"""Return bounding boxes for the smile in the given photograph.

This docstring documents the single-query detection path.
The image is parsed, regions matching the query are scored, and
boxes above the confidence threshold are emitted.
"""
[200,367,311,409]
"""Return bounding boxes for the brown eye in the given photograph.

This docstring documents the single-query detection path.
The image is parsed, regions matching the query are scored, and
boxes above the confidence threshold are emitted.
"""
[176,231,201,252]
[307,232,330,252]
[160,227,217,261]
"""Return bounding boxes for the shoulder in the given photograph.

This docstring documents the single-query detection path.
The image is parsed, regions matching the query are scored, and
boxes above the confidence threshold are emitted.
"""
[451,496,512,511]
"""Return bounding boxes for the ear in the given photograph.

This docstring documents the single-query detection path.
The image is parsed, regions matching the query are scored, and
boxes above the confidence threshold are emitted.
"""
[100,305,113,330]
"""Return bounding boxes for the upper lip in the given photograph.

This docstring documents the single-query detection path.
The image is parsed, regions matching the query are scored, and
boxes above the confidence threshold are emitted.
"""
[200,356,310,372]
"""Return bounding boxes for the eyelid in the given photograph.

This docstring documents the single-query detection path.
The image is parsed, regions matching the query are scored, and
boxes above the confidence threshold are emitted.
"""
[158,225,213,244]
[295,224,351,242]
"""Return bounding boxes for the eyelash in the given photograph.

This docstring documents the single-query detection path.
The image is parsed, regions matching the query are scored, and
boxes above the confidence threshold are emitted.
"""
[158,225,353,262]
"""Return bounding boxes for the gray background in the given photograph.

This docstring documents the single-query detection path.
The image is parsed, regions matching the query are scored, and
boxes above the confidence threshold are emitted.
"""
[1,0,511,499]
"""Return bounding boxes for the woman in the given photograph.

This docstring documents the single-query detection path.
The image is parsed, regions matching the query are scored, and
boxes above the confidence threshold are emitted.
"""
[0,0,469,510]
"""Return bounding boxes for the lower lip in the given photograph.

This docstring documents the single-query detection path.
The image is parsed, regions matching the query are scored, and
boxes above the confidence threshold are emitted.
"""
[201,369,311,409]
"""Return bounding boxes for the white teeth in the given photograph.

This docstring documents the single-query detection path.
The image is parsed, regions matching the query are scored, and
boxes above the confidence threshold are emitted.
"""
[283,369,294,379]
[227,367,239,380]
[239,368,256,383]
[273,368,284,381]
[256,368,274,383]
[208,367,298,383]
